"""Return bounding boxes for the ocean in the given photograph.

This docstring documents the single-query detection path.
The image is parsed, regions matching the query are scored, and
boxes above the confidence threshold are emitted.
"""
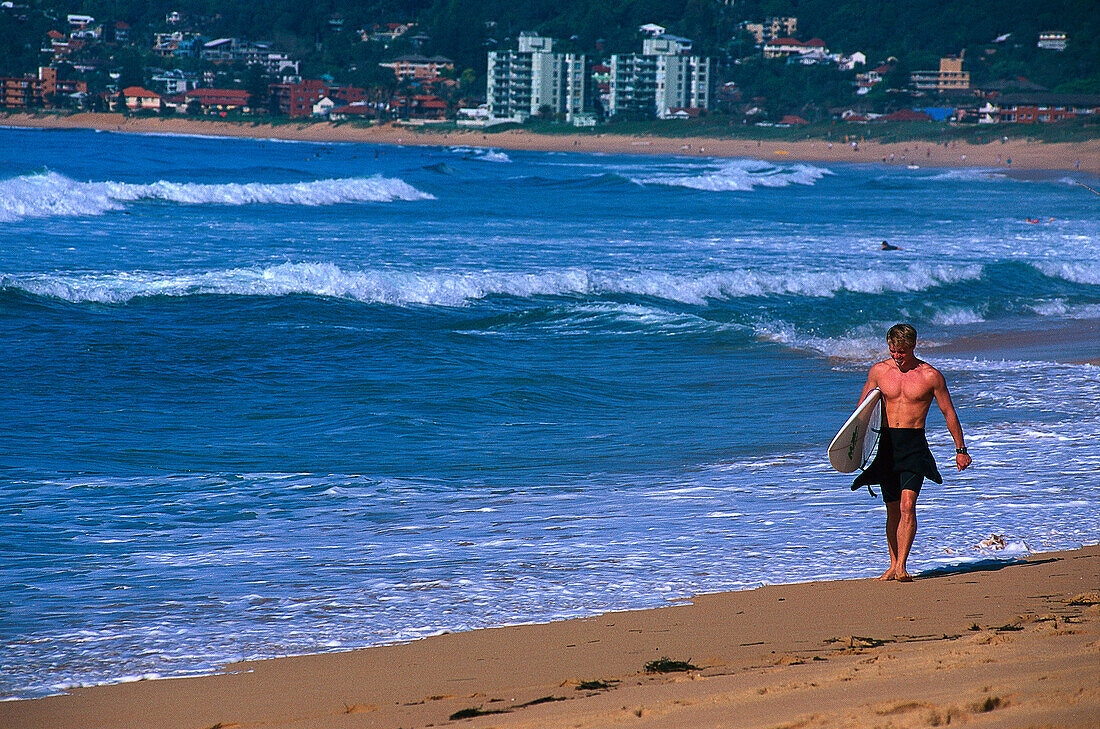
[1,126,1097,699]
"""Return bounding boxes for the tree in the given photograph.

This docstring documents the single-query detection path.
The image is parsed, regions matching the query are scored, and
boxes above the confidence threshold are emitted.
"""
[244,64,270,106]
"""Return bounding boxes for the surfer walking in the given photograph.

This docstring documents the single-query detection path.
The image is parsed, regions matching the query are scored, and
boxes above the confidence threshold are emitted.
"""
[856,324,971,582]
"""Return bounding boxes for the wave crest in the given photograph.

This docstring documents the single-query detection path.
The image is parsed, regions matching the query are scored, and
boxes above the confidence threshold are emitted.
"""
[3,262,984,306]
[0,170,434,222]
[1032,261,1100,286]
[629,160,831,191]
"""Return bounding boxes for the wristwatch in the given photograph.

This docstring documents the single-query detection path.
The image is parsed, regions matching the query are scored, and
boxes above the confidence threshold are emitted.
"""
[956,447,968,454]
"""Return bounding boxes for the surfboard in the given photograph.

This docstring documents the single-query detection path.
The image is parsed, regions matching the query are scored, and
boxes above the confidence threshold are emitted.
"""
[828,388,883,473]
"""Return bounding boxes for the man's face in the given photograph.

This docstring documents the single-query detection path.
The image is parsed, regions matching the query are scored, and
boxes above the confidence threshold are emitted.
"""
[889,342,916,368]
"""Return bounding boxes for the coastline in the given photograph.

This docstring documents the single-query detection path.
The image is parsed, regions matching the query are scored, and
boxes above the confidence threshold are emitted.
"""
[4,112,1099,173]
[1,545,1096,729]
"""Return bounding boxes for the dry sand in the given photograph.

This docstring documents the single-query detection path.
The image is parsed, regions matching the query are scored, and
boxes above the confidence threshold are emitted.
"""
[1,545,1096,729]
[4,112,1099,174]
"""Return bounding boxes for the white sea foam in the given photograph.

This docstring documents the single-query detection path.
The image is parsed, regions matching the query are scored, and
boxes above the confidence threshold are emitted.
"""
[925,168,1005,182]
[930,306,986,326]
[0,170,434,222]
[447,146,511,163]
[1032,261,1100,286]
[629,160,830,191]
[1027,299,1100,319]
[753,321,887,362]
[3,261,985,306]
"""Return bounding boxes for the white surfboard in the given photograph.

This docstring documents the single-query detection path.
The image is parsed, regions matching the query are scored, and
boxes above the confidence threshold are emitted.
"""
[828,388,883,473]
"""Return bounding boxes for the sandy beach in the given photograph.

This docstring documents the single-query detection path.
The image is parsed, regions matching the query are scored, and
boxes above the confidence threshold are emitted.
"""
[4,112,1098,173]
[1,545,1096,729]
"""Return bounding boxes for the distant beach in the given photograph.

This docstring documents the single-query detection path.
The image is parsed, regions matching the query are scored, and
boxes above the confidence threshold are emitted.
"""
[2,546,1096,729]
[4,111,1098,173]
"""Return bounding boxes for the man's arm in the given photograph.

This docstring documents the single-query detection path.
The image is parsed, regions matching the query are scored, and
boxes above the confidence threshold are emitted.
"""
[931,369,972,471]
[859,362,882,405]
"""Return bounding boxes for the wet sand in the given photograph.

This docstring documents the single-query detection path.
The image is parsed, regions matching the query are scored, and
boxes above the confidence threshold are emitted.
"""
[1,545,1096,729]
[4,112,1099,173]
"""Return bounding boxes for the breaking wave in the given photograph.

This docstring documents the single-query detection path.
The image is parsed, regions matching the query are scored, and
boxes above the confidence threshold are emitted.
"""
[628,160,831,191]
[0,170,434,222]
[1031,261,1100,286]
[4,261,984,306]
[447,146,512,163]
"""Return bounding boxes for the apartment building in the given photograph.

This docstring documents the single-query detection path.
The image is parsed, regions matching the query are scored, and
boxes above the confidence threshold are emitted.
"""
[486,33,586,123]
[379,54,454,82]
[0,66,86,109]
[608,36,710,119]
[979,93,1100,123]
[743,16,798,45]
[911,56,970,93]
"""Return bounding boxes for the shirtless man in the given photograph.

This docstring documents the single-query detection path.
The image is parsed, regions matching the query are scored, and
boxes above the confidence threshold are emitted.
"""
[854,324,971,581]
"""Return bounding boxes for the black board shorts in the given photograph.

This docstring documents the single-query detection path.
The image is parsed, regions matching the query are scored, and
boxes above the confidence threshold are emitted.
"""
[852,427,942,503]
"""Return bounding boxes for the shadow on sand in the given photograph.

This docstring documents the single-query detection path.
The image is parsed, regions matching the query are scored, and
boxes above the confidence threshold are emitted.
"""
[917,556,1057,579]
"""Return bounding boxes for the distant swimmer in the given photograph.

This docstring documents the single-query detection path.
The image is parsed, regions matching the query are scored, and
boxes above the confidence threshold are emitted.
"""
[880,240,900,251]
[853,324,971,582]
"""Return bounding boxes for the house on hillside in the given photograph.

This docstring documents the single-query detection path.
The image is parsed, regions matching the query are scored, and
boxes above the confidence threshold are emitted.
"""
[379,54,454,82]
[856,63,893,94]
[1037,32,1067,51]
[150,69,198,95]
[762,37,833,64]
[763,37,806,59]
[363,22,416,45]
[743,17,797,45]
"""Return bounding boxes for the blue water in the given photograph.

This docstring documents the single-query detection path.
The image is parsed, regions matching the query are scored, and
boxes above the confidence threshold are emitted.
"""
[1,126,1098,698]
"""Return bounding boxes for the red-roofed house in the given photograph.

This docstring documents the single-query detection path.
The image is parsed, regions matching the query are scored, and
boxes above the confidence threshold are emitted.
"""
[185,88,252,113]
[123,86,162,111]
[329,102,380,121]
[763,37,806,58]
[764,37,831,62]
[881,109,933,122]
[394,94,447,120]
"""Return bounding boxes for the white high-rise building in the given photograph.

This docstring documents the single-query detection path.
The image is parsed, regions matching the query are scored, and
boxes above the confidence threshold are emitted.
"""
[609,35,711,119]
[487,33,586,123]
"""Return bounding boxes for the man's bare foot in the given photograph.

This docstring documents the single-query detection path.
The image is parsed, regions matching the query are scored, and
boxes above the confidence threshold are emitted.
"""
[876,568,896,581]
[895,572,914,582]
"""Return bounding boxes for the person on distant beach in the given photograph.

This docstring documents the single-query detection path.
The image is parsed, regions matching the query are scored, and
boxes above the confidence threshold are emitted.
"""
[880,240,900,251]
[853,324,971,582]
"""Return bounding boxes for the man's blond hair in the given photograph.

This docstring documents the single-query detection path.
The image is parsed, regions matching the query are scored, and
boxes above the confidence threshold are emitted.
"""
[887,323,917,349]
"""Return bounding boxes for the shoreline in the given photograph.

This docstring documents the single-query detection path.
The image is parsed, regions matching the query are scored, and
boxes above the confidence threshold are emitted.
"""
[1,544,1096,729]
[4,112,1099,173]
